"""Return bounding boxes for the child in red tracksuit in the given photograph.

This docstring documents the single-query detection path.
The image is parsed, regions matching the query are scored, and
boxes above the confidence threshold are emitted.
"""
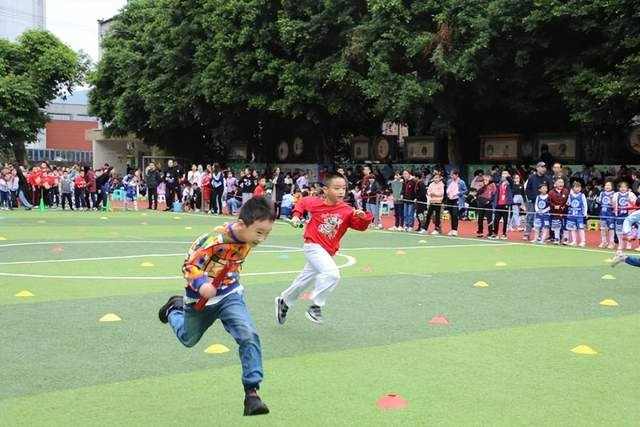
[275,174,373,324]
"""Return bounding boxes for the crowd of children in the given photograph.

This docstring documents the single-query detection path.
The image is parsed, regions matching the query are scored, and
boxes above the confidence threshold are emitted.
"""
[6,159,640,250]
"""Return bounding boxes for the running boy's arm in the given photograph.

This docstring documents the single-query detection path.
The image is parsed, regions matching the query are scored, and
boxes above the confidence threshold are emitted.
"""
[349,208,373,231]
[289,196,308,227]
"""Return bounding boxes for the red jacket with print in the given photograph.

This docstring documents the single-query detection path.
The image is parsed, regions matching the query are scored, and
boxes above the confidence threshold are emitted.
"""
[293,196,373,256]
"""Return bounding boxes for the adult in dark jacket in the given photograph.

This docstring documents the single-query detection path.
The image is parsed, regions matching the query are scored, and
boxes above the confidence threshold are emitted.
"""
[523,162,553,240]
[145,162,161,210]
[11,163,33,209]
[401,170,417,230]
[163,160,179,210]
[272,167,286,218]
[95,166,114,210]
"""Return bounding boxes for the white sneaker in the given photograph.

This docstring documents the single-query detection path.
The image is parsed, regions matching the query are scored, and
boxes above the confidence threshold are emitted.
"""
[377,224,384,230]
[568,242,577,247]
[611,252,626,268]
[417,229,427,234]
[598,242,607,248]
[447,230,458,236]
[578,242,586,247]
[626,243,633,250]
[607,243,615,249]
[430,230,440,235]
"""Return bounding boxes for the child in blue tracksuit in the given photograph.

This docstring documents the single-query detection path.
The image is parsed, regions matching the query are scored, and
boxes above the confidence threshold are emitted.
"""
[532,183,550,244]
[597,181,616,248]
[613,181,637,251]
[565,181,588,247]
[158,197,276,416]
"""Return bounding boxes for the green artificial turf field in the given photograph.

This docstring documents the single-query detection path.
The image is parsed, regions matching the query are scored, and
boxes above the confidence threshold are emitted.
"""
[0,210,638,426]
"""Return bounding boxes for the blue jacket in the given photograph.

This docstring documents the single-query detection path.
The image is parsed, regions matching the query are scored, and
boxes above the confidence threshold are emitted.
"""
[446,178,468,209]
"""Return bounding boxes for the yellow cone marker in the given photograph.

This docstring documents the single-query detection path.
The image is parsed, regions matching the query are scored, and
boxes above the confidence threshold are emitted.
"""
[599,299,619,307]
[419,240,427,244]
[37,220,45,224]
[99,313,122,322]
[395,250,406,255]
[141,222,148,225]
[185,226,192,230]
[141,213,147,216]
[204,344,230,354]
[100,216,108,220]
[15,290,34,297]
[604,258,613,263]
[173,216,181,220]
[571,345,598,355]
[473,281,489,288]
[601,274,616,280]
[0,236,6,240]
[140,262,154,267]
[495,261,507,267]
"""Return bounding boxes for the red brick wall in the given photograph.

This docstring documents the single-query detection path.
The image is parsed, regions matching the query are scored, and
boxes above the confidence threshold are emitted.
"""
[45,120,98,151]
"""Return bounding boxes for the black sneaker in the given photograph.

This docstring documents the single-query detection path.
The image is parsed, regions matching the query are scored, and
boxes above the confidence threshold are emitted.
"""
[275,296,288,325]
[158,295,183,324]
[305,305,323,324]
[243,392,269,416]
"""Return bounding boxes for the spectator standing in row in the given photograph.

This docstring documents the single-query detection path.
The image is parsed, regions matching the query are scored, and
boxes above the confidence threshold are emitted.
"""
[59,170,74,210]
[446,169,467,236]
[145,162,161,210]
[363,174,381,228]
[211,163,225,214]
[423,172,444,235]
[402,170,417,231]
[548,177,569,244]
[492,170,513,239]
[524,162,553,241]
[476,173,497,238]
[390,172,404,231]
[509,174,525,231]
[240,168,257,205]
[272,167,286,219]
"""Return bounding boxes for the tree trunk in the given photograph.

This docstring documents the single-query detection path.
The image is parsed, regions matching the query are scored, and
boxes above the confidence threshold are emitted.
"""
[12,140,26,164]
[447,129,459,165]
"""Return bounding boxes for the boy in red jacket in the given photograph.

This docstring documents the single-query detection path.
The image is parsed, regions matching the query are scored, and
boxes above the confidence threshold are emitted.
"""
[275,174,373,324]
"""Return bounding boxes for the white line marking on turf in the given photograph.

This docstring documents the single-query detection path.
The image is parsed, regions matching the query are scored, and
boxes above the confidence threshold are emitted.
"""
[339,243,516,252]
[0,242,513,266]
[398,272,433,278]
[0,254,356,280]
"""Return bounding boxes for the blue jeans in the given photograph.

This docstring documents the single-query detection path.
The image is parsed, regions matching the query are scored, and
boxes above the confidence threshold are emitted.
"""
[366,202,379,226]
[168,292,263,391]
[404,202,416,229]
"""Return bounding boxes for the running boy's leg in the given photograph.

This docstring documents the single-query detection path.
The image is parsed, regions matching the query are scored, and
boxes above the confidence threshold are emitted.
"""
[280,260,318,306]
[168,302,216,347]
[217,293,263,392]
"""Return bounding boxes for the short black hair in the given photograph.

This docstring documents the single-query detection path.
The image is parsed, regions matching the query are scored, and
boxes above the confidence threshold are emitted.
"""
[324,173,346,186]
[238,196,276,225]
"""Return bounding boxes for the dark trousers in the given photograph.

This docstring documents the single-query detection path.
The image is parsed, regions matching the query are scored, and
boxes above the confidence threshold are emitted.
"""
[148,187,158,209]
[449,204,460,231]
[212,185,224,213]
[477,206,493,235]
[416,202,428,230]
[61,193,73,210]
[424,204,442,231]
[75,188,86,209]
[394,203,404,227]
[492,205,509,235]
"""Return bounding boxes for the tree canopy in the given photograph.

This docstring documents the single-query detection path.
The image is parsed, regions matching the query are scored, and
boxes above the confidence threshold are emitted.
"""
[90,0,640,163]
[0,30,87,162]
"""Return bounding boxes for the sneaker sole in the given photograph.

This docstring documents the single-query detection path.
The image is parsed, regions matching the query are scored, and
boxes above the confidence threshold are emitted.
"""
[274,296,286,325]
[305,310,323,324]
